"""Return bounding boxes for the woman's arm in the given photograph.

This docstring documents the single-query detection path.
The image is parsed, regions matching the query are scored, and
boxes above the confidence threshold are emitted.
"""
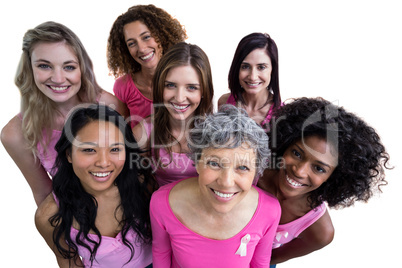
[270,210,334,264]
[132,119,150,151]
[150,194,172,267]
[1,116,52,206]
[35,194,83,268]
[217,93,230,109]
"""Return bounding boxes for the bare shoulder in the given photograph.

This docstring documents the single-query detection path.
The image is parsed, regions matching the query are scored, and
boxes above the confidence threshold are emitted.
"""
[299,209,335,248]
[1,115,24,149]
[217,93,231,108]
[98,90,129,117]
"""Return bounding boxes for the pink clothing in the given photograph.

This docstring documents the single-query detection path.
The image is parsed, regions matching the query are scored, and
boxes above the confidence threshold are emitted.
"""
[272,202,327,249]
[142,120,198,186]
[226,94,275,128]
[150,180,281,268]
[52,193,152,267]
[113,74,153,127]
[36,129,61,177]
[70,228,152,268]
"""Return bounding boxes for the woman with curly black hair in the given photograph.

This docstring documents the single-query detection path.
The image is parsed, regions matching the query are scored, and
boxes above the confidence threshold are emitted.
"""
[257,97,391,267]
[107,4,187,127]
[35,105,155,267]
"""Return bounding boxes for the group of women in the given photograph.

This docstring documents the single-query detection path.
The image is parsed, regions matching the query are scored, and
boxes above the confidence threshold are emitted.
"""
[1,4,391,268]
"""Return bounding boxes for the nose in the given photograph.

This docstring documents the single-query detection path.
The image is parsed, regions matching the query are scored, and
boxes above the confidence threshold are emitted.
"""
[95,151,111,168]
[217,168,235,188]
[137,40,147,53]
[175,88,186,103]
[249,67,258,80]
[51,68,65,84]
[293,161,309,178]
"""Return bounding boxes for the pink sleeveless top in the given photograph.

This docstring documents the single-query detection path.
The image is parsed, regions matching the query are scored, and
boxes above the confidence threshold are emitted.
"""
[272,202,327,249]
[52,193,152,267]
[142,119,198,187]
[113,74,153,127]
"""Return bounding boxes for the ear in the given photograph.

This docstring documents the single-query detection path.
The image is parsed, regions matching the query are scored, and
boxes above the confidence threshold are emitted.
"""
[66,150,72,163]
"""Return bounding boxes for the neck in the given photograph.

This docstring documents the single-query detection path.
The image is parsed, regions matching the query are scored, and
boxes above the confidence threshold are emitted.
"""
[242,90,270,109]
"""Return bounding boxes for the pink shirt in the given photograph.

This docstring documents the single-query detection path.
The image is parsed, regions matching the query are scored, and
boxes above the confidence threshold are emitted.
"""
[36,129,61,177]
[142,119,198,187]
[150,180,281,267]
[113,74,153,127]
[273,203,327,249]
[52,193,152,267]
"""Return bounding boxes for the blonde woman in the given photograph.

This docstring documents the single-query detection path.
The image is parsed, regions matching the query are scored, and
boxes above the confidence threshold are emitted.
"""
[1,21,126,206]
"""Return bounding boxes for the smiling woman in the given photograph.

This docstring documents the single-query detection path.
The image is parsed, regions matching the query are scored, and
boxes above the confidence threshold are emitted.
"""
[257,97,391,267]
[150,104,281,267]
[0,21,126,206]
[132,42,214,187]
[107,4,187,127]
[34,104,154,267]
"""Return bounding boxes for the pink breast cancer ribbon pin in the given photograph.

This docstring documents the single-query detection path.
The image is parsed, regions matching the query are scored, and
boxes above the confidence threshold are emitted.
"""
[235,234,251,257]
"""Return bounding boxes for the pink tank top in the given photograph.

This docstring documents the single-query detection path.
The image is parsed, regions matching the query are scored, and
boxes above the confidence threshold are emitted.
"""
[272,202,327,248]
[52,193,152,267]
[113,74,153,127]
[36,129,61,177]
[142,120,198,187]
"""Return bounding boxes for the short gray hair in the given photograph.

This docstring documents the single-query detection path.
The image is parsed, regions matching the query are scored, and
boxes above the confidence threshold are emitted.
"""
[188,104,270,177]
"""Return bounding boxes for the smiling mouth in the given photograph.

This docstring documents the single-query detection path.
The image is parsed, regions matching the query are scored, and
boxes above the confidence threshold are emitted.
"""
[48,85,69,91]
[90,172,111,178]
[140,51,154,61]
[171,103,190,110]
[286,175,307,187]
[212,189,237,199]
[245,82,262,87]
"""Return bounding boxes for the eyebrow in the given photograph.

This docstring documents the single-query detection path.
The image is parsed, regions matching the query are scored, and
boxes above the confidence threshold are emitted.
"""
[77,142,125,147]
[294,144,332,168]
[34,59,79,65]
[165,80,200,86]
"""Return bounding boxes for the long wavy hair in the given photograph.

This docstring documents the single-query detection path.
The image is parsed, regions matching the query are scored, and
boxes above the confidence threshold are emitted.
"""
[49,105,154,266]
[151,42,214,166]
[107,4,187,78]
[269,97,391,209]
[16,21,102,156]
[228,32,281,109]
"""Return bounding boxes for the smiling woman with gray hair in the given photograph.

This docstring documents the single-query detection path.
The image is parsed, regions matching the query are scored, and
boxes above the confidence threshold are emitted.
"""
[150,104,281,267]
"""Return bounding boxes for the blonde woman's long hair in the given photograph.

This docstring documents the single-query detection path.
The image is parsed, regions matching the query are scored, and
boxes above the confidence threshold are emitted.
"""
[16,21,102,156]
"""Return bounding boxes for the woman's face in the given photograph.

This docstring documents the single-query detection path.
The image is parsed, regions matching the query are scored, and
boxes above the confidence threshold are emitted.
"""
[31,41,81,104]
[162,65,202,123]
[238,48,272,97]
[196,145,257,214]
[123,20,163,71]
[277,135,338,199]
[67,120,126,195]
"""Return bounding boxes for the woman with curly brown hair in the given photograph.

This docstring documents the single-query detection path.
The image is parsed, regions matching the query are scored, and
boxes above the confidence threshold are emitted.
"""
[107,4,187,127]
[257,97,391,267]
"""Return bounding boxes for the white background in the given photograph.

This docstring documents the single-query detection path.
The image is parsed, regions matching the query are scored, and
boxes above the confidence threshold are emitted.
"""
[0,0,400,267]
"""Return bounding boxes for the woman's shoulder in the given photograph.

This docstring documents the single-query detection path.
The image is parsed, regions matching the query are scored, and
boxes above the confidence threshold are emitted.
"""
[217,93,231,108]
[1,115,24,150]
[98,90,129,117]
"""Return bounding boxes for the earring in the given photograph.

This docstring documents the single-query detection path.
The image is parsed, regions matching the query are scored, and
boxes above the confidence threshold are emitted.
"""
[269,88,274,95]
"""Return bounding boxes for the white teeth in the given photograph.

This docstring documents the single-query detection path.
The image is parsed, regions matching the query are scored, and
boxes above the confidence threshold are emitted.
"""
[246,82,260,86]
[50,86,68,91]
[140,52,154,60]
[91,172,111,177]
[213,190,234,198]
[172,103,190,110]
[286,175,303,187]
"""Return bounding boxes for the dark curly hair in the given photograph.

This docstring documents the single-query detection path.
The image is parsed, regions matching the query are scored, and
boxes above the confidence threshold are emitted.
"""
[107,4,187,78]
[49,104,155,266]
[268,97,391,209]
